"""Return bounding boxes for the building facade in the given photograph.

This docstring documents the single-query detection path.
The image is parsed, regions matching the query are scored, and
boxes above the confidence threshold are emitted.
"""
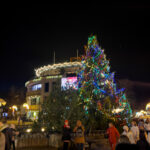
[25,61,81,120]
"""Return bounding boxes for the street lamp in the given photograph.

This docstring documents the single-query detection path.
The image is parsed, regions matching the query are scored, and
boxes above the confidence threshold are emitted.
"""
[41,127,45,132]
[0,98,6,107]
[23,103,29,110]
[146,103,150,111]
[12,105,18,117]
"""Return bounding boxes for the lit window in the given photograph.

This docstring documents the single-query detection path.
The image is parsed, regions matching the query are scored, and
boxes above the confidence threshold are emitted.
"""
[32,84,42,91]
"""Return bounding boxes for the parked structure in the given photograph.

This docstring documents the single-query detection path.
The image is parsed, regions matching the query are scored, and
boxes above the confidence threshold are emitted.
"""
[25,61,81,120]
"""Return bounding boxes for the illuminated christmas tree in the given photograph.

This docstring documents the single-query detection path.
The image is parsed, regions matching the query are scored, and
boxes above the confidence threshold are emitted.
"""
[78,35,132,122]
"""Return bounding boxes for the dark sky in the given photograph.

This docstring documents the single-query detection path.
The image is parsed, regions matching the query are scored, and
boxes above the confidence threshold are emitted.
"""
[1,4,150,91]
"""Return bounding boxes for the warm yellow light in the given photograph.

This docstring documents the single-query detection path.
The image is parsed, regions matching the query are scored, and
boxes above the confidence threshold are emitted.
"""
[0,98,6,106]
[135,110,147,118]
[112,108,124,114]
[12,105,18,111]
[26,129,32,133]
[33,112,37,117]
[146,103,150,111]
[23,103,29,109]
[140,110,147,114]
[41,128,45,132]
[35,62,81,77]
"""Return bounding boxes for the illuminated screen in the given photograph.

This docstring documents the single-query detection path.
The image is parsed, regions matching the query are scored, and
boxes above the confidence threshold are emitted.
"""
[61,77,78,90]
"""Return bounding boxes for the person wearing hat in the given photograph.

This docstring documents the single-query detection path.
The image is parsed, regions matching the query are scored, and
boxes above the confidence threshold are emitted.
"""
[122,125,135,144]
[62,120,71,150]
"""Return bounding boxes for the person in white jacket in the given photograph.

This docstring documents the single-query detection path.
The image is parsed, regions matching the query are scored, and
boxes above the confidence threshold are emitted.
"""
[131,121,139,143]
[122,125,136,144]
[144,118,150,144]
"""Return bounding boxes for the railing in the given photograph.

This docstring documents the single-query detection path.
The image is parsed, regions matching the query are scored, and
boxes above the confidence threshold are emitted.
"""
[16,133,62,148]
[15,130,106,149]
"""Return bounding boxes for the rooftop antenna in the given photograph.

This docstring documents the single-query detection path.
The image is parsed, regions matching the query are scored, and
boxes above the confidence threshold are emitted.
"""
[53,51,55,64]
[77,49,78,61]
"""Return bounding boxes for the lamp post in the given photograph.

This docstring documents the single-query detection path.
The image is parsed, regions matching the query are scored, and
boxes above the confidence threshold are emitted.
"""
[23,103,29,119]
[12,105,18,117]
[23,103,29,110]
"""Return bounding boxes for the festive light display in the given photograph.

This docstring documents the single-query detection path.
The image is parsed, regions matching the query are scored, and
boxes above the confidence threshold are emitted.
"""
[35,62,81,77]
[146,103,150,111]
[78,35,132,119]
[135,110,147,118]
[112,108,124,114]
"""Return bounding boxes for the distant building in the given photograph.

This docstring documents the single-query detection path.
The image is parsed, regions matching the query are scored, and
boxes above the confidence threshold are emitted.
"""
[25,61,81,120]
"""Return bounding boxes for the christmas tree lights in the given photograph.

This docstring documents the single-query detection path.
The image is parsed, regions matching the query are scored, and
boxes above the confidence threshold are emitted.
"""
[78,35,132,120]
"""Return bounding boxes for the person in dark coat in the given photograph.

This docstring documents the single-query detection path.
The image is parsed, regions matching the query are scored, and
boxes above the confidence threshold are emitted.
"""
[9,124,19,150]
[0,120,11,150]
[136,126,149,150]
[62,120,71,150]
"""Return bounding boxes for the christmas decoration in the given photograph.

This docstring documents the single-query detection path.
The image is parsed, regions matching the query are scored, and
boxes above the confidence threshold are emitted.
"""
[35,62,81,77]
[78,35,132,122]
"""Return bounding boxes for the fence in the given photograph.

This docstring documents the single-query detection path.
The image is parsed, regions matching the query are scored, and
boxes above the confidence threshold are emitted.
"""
[16,130,105,149]
[16,133,62,148]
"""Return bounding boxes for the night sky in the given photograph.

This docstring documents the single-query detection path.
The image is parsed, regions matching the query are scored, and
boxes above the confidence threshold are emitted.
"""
[1,4,150,92]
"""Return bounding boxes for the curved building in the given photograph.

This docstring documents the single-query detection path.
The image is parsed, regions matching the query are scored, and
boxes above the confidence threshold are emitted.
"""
[25,61,81,120]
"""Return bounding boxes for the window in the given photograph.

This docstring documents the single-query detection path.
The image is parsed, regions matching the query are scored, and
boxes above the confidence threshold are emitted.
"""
[45,82,49,92]
[30,96,40,105]
[31,98,36,105]
[31,84,42,91]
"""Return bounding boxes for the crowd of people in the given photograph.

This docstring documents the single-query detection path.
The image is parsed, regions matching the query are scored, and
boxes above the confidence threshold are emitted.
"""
[107,118,150,150]
[62,118,150,150]
[0,118,150,150]
[0,120,19,150]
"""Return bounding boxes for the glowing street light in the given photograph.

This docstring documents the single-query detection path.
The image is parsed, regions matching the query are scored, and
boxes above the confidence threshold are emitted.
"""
[26,128,32,133]
[23,103,29,110]
[41,127,45,132]
[12,105,18,111]
[146,103,150,111]
[0,98,6,107]
[12,105,18,116]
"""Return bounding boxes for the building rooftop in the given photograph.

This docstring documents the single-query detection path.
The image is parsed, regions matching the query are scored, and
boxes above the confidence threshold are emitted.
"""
[35,61,81,77]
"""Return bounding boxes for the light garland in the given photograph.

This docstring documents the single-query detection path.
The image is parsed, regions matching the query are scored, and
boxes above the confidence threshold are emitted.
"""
[35,62,81,77]
[77,35,132,120]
